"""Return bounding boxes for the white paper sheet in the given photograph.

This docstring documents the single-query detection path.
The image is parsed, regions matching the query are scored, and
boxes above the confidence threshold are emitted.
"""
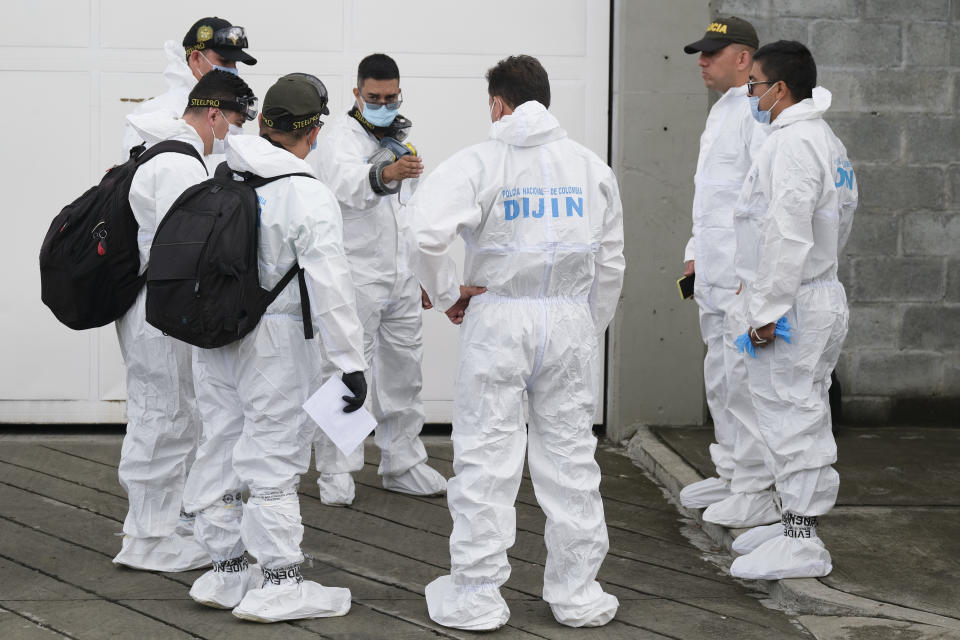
[303,376,376,456]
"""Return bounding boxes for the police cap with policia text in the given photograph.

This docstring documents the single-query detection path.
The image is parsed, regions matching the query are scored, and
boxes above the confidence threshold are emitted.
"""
[261,74,331,131]
[684,16,759,54]
[183,17,257,65]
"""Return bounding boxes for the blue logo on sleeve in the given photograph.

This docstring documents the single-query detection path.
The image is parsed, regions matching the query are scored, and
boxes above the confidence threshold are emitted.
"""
[257,194,267,227]
[834,159,854,190]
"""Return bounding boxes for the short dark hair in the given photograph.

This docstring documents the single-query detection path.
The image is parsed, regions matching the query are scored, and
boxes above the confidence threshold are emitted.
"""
[184,70,254,117]
[753,40,816,101]
[357,53,399,85]
[486,55,550,110]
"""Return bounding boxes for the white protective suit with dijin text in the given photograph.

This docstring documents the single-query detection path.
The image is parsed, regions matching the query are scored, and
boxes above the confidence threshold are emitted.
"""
[728,87,856,580]
[408,101,625,630]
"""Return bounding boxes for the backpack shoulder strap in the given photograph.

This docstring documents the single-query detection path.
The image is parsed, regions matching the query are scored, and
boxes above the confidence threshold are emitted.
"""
[245,172,314,189]
[230,169,316,340]
[136,140,207,175]
[262,264,314,340]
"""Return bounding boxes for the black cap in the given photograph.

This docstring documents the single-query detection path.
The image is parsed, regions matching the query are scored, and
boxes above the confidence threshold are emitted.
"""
[183,17,257,65]
[262,75,330,131]
[684,17,759,54]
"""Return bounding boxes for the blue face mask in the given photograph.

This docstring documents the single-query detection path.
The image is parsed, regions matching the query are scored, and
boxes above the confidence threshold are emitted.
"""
[361,102,398,128]
[201,51,239,76]
[749,84,779,125]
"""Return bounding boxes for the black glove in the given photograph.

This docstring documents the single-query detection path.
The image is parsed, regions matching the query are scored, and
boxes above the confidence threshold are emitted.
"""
[341,371,367,414]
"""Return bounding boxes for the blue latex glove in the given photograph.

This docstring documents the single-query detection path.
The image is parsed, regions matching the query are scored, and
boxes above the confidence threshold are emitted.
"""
[735,332,757,358]
[736,316,793,359]
[775,316,793,343]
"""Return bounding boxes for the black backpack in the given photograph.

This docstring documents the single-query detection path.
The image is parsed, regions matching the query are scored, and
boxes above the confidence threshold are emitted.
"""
[39,141,205,330]
[145,163,315,349]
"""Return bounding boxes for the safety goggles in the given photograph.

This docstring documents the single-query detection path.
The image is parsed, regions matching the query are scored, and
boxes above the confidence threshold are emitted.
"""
[211,26,248,49]
[362,90,403,111]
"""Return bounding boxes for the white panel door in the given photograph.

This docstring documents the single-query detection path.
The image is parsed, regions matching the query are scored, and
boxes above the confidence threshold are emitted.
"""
[0,0,609,424]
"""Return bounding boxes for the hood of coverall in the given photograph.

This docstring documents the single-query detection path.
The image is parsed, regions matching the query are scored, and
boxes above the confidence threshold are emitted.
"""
[770,86,832,130]
[225,133,316,179]
[488,100,568,147]
[161,40,197,95]
[126,110,204,152]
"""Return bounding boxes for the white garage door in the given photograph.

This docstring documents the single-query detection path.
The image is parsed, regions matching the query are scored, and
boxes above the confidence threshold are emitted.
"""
[0,0,610,424]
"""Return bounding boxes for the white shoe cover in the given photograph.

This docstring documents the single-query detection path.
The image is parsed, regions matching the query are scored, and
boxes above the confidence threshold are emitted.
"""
[729,535,832,580]
[702,491,780,528]
[190,561,261,609]
[732,523,783,555]
[233,579,351,622]
[113,531,211,572]
[424,575,509,631]
[550,591,619,628]
[382,463,447,497]
[679,477,731,508]
[317,473,355,506]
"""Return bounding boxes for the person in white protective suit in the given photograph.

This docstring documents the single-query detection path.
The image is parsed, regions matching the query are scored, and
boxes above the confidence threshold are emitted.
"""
[727,41,857,579]
[113,71,257,572]
[310,53,446,505]
[181,74,368,622]
[677,17,781,529]
[407,55,625,630]
[121,16,256,159]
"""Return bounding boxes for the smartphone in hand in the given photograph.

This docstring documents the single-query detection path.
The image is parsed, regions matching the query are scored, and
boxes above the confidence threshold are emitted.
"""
[677,274,695,300]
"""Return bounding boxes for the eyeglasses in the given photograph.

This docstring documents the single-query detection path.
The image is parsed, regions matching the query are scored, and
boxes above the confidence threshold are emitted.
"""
[746,80,779,96]
[361,90,403,111]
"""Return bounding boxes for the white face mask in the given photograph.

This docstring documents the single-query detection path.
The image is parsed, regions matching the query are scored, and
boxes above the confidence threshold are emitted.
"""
[211,110,234,154]
[489,97,500,122]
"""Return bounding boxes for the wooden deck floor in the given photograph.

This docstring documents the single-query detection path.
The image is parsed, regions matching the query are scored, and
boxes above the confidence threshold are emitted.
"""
[0,433,808,639]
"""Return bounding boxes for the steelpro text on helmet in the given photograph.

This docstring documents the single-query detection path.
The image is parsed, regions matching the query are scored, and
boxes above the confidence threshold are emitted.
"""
[188,95,259,121]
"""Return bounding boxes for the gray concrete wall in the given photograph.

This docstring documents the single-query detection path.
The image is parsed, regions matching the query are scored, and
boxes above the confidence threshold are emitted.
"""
[607,0,710,441]
[706,0,960,423]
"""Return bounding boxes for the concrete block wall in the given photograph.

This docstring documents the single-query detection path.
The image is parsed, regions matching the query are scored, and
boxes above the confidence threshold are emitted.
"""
[606,0,709,441]
[710,0,960,423]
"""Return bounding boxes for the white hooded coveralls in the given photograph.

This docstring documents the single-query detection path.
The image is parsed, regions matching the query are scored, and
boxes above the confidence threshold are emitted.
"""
[310,113,436,490]
[681,85,774,509]
[121,41,228,173]
[729,87,855,579]
[181,135,365,590]
[114,112,208,570]
[408,101,625,629]
[121,42,197,159]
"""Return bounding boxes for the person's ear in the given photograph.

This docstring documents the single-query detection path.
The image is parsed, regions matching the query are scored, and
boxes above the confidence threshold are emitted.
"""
[776,80,788,100]
[187,50,204,80]
[309,126,321,147]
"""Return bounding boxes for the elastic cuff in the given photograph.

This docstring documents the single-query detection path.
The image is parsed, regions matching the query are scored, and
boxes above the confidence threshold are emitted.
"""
[369,162,400,195]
